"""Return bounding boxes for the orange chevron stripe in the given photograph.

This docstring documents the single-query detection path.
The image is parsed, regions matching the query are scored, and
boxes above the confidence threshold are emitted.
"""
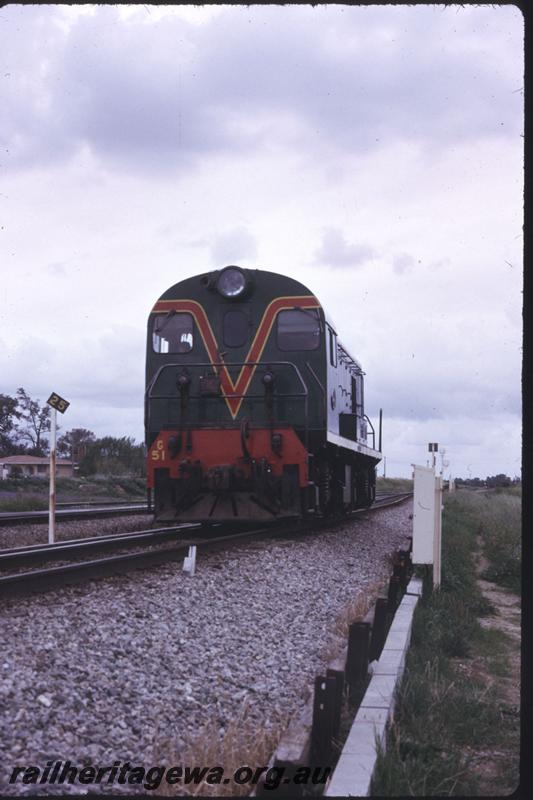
[151,295,321,418]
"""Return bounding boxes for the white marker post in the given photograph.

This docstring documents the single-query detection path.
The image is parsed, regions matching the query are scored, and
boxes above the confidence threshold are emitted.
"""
[183,545,197,576]
[46,392,70,544]
[49,407,57,544]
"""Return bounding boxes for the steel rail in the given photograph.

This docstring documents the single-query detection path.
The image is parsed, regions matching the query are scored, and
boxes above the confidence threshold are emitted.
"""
[0,493,412,598]
[0,524,201,567]
[0,504,149,527]
[0,523,300,598]
[0,493,410,562]
[55,500,147,508]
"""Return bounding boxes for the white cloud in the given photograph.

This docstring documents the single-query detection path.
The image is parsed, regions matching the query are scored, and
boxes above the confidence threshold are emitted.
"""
[210,227,258,266]
[0,4,523,477]
[314,228,376,269]
[1,5,523,173]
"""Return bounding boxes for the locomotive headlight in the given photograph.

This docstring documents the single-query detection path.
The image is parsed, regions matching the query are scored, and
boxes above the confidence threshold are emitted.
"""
[216,267,247,299]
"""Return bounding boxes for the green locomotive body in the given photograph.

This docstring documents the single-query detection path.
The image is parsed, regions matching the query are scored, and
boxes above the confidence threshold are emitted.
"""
[145,266,381,521]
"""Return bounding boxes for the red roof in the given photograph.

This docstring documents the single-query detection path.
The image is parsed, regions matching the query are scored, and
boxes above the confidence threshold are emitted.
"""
[1,456,73,465]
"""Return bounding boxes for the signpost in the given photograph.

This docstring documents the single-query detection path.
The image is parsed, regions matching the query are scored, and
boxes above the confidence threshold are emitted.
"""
[46,392,70,544]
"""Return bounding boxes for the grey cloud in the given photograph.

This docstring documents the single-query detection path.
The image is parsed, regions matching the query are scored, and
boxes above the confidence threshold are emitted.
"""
[393,253,416,275]
[2,326,145,411]
[1,5,523,173]
[210,227,257,266]
[315,228,375,269]
[366,366,521,423]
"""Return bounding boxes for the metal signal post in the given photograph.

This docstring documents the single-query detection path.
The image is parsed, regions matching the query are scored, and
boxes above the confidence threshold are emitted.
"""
[46,392,70,544]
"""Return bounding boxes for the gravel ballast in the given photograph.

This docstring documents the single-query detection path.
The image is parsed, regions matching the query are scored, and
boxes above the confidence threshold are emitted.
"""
[0,515,155,551]
[0,502,412,795]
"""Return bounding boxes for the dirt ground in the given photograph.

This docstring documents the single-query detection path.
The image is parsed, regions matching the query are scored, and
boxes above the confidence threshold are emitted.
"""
[456,553,521,795]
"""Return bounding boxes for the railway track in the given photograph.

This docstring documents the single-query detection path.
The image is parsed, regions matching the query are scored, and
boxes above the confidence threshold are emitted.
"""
[0,503,149,526]
[0,492,412,598]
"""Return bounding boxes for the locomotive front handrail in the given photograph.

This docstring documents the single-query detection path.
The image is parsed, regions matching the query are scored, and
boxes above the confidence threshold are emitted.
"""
[363,414,375,450]
[145,361,310,451]
[146,360,309,398]
[305,361,327,424]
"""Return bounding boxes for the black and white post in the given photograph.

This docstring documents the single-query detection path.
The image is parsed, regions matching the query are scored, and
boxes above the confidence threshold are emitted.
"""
[46,392,70,545]
[49,406,57,544]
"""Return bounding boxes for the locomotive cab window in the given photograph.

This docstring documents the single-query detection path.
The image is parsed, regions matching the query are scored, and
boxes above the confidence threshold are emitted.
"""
[152,312,194,353]
[223,310,248,347]
[277,308,320,351]
[352,374,364,415]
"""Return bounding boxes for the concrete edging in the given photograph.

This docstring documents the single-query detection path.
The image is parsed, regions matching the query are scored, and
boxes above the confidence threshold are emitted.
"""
[325,577,423,797]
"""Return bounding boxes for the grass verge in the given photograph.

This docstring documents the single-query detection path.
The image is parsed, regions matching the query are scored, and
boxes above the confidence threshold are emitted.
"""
[0,495,49,511]
[376,477,413,494]
[0,475,146,509]
[371,489,521,796]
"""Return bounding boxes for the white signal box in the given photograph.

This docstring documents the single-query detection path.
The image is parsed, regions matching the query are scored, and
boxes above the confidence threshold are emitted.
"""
[412,464,443,587]
[412,465,436,563]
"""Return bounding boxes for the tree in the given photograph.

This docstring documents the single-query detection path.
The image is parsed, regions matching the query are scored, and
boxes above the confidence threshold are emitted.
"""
[57,428,96,460]
[486,473,511,488]
[79,436,145,476]
[15,388,52,456]
[0,394,21,456]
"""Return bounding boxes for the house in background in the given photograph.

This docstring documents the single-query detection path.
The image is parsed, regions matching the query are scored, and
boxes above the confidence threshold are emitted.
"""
[0,456,75,480]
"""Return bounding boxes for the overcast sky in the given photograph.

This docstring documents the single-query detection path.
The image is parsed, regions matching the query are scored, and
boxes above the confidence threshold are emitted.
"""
[1,4,523,478]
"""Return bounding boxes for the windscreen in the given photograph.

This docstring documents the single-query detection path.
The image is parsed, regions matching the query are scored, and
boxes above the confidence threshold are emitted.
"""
[152,312,194,353]
[277,308,320,351]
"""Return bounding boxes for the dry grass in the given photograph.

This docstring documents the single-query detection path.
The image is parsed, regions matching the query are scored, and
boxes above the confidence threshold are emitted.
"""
[153,698,288,796]
[333,579,383,636]
[376,477,413,494]
[151,583,385,796]
[321,578,384,662]
[447,490,521,592]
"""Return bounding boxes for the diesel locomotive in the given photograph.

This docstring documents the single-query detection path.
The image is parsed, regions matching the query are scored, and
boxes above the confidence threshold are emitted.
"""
[145,266,382,522]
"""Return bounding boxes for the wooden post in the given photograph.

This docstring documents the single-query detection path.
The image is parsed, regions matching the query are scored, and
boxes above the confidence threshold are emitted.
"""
[325,666,344,741]
[346,621,370,688]
[310,675,337,765]
[395,548,412,590]
[387,575,401,613]
[369,598,388,661]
